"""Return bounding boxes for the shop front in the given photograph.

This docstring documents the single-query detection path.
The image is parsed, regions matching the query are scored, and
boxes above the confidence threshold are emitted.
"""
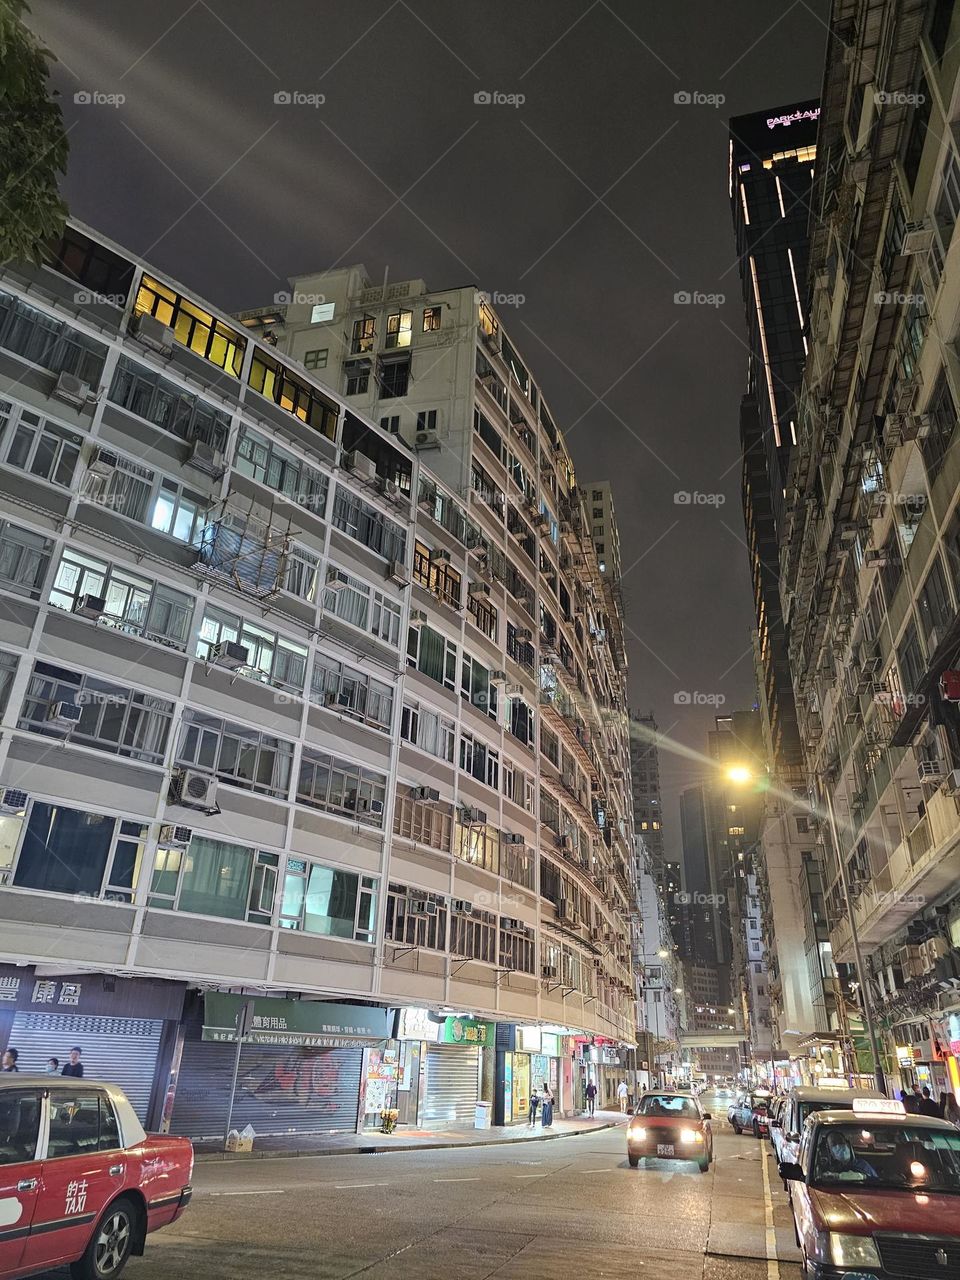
[394,1009,492,1129]
[0,963,185,1127]
[169,992,394,1139]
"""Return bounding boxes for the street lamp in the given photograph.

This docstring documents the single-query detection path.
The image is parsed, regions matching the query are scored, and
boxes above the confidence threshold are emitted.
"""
[725,764,754,786]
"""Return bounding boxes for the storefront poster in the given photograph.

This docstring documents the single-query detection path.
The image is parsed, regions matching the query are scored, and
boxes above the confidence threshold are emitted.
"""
[512,1052,530,1120]
[503,1054,513,1123]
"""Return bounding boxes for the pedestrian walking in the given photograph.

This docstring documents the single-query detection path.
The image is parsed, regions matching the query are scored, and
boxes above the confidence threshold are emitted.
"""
[528,1086,540,1126]
[585,1079,597,1117]
[617,1080,629,1114]
[918,1086,941,1119]
[61,1046,83,1078]
[902,1084,922,1115]
[1,1048,18,1072]
[541,1083,554,1128]
[942,1092,960,1129]
[46,1058,59,1075]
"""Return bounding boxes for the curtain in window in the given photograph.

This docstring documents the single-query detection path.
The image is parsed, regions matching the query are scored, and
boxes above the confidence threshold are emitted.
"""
[14,803,113,895]
[178,836,252,919]
[303,865,357,937]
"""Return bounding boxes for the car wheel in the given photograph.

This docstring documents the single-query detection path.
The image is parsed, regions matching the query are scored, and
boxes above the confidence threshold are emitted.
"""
[732,1121,741,1134]
[71,1196,138,1280]
[753,1121,761,1138]
[628,1154,639,1168]
[698,1158,709,1173]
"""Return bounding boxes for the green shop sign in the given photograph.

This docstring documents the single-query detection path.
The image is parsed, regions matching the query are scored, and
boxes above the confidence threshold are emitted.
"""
[202,993,393,1047]
[440,1016,493,1046]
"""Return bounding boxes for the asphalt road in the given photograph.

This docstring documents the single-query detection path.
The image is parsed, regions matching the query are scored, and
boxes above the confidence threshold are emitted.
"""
[39,1100,804,1280]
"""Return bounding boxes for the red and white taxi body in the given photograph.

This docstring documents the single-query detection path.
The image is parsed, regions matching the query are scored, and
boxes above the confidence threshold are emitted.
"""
[0,1076,192,1280]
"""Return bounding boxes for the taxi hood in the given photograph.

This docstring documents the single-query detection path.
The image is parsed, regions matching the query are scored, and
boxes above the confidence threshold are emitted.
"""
[809,1186,960,1235]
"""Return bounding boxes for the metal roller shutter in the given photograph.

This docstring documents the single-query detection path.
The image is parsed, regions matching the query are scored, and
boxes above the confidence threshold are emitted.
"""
[9,1012,163,1121]
[170,1038,363,1139]
[422,1045,480,1126]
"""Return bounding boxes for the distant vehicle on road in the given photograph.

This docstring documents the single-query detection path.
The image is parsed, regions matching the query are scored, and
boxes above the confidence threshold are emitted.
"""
[627,1091,713,1172]
[729,1088,773,1136]
[780,1098,960,1280]
[0,1076,193,1280]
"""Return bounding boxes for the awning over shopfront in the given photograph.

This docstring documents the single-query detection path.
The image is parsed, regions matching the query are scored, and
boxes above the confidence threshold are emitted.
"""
[202,993,393,1048]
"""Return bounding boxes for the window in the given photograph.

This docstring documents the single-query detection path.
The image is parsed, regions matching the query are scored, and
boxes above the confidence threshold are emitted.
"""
[310,652,394,730]
[450,908,497,963]
[423,306,442,332]
[385,884,447,949]
[234,425,329,515]
[918,556,953,650]
[506,622,535,670]
[12,805,146,901]
[474,408,506,463]
[935,148,960,260]
[150,477,206,544]
[332,485,407,562]
[400,700,456,761]
[0,289,107,385]
[324,567,402,646]
[471,462,505,515]
[310,303,335,324]
[83,452,153,524]
[280,859,376,940]
[283,545,322,604]
[176,710,294,798]
[303,348,329,370]
[47,1090,116,1157]
[500,837,534,887]
[0,518,52,598]
[924,369,958,478]
[461,652,499,718]
[351,316,375,354]
[377,357,410,399]
[249,350,337,438]
[296,746,387,827]
[455,822,500,875]
[108,356,231,452]
[197,607,308,692]
[50,549,193,649]
[385,309,412,349]
[0,399,81,487]
[0,1088,40,1165]
[459,731,500,790]
[47,226,134,304]
[407,623,458,690]
[134,275,245,375]
[499,921,535,973]
[416,409,438,432]
[508,695,534,747]
[393,794,452,851]
[467,589,497,640]
[345,363,369,396]
[151,835,277,923]
[380,415,400,434]
[0,650,16,716]
[413,540,461,608]
[19,662,173,763]
[502,759,535,814]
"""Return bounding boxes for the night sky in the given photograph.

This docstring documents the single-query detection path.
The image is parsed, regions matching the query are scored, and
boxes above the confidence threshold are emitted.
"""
[31,0,831,856]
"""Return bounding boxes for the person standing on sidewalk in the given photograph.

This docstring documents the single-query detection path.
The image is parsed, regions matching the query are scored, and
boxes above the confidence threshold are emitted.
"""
[528,1085,540,1126]
[617,1081,628,1114]
[541,1083,553,1128]
[585,1079,597,1117]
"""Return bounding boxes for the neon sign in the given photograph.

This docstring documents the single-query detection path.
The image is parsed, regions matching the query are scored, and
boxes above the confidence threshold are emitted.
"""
[766,107,820,130]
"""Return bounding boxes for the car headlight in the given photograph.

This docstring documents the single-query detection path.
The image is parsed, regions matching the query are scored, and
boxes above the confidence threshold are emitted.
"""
[631,1126,647,1140]
[828,1234,881,1267]
[680,1129,698,1144]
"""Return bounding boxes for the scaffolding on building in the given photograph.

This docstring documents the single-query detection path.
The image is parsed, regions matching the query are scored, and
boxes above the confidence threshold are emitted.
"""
[194,499,291,600]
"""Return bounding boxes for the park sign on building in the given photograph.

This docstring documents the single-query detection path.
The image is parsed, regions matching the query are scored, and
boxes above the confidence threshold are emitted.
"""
[202,993,394,1047]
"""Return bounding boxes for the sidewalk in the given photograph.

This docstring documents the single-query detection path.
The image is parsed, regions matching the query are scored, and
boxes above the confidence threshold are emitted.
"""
[195,1109,627,1162]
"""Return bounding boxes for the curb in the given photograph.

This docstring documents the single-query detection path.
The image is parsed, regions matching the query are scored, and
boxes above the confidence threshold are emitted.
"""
[195,1120,619,1163]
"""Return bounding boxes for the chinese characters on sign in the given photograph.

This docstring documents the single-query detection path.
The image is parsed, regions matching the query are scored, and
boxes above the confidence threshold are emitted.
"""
[0,977,20,1002]
[31,980,82,1005]
[65,1180,88,1215]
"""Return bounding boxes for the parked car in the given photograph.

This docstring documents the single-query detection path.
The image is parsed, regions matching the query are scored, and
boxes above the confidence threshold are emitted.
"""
[729,1088,773,1136]
[770,1084,887,1169]
[780,1098,960,1280]
[767,1096,786,1150]
[627,1091,713,1172]
[0,1076,193,1280]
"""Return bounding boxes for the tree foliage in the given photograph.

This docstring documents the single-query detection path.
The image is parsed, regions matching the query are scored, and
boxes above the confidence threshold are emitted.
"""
[0,0,68,264]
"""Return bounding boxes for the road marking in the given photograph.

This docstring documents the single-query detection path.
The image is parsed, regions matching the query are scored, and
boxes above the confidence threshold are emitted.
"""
[433,1177,480,1182]
[759,1150,780,1280]
[334,1182,391,1189]
[582,1167,617,1173]
[513,1173,549,1178]
[204,1190,286,1197]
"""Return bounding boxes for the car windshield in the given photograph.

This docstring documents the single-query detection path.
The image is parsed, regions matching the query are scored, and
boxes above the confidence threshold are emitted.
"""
[799,1099,853,1125]
[812,1123,960,1193]
[637,1094,700,1118]
[751,1094,771,1110]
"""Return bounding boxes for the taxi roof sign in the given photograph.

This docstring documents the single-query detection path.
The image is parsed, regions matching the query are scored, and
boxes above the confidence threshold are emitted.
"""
[852,1097,905,1116]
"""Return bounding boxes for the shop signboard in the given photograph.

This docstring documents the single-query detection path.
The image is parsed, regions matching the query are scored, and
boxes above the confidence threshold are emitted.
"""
[439,1016,493,1046]
[397,1007,440,1042]
[202,993,393,1047]
[518,1026,541,1053]
[541,1032,560,1058]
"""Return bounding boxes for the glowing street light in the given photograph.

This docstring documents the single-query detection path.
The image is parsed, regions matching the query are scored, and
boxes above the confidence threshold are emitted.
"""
[725,764,754,786]
[657,949,669,958]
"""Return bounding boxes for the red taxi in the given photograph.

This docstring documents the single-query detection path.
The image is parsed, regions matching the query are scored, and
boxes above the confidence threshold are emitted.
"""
[779,1096,960,1279]
[0,1076,192,1280]
[626,1090,713,1172]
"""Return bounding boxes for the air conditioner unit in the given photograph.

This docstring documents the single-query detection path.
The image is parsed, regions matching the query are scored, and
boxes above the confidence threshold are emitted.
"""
[209,640,248,671]
[942,769,960,797]
[378,477,399,498]
[502,833,525,845]
[387,559,409,587]
[172,768,218,810]
[132,311,175,352]
[918,760,943,781]
[505,683,524,696]
[452,899,474,914]
[409,609,428,625]
[73,594,106,620]
[901,222,935,256]
[503,917,523,931]
[369,799,385,816]
[460,806,487,825]
[516,628,532,641]
[48,701,82,726]
[342,450,376,481]
[865,549,892,568]
[591,927,604,942]
[413,785,441,803]
[159,824,193,847]
[88,447,118,477]
[468,582,491,598]
[414,432,434,448]
[490,670,507,684]
[325,689,352,709]
[901,414,932,442]
[542,964,558,978]
[430,549,452,565]
[52,371,93,407]
[0,789,28,813]
[410,900,438,916]
[186,439,224,477]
